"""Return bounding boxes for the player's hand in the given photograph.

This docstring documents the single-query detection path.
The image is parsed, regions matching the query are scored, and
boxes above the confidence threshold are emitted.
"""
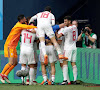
[85,31,89,36]
[31,29,36,33]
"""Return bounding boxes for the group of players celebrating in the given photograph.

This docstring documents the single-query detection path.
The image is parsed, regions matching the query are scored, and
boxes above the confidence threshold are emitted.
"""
[0,6,78,85]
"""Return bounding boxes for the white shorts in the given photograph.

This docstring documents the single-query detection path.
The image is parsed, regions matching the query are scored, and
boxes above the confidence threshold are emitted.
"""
[37,25,55,38]
[64,49,77,62]
[19,46,36,65]
[40,45,57,63]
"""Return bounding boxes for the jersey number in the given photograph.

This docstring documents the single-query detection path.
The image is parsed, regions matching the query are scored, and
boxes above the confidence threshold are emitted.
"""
[24,33,32,43]
[40,12,49,18]
[73,31,76,41]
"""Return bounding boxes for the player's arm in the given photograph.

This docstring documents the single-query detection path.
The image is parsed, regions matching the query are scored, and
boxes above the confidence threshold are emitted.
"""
[51,14,55,26]
[29,15,37,23]
[88,34,97,43]
[56,33,63,38]
[19,24,37,30]
[59,23,65,28]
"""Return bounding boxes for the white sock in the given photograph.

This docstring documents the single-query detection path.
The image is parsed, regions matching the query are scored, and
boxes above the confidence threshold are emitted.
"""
[54,43,62,54]
[33,67,37,81]
[29,68,35,82]
[21,66,26,82]
[73,65,77,81]
[63,65,70,82]
[21,66,26,70]
[26,66,30,80]
[43,74,47,82]
[40,41,46,55]
[51,75,55,82]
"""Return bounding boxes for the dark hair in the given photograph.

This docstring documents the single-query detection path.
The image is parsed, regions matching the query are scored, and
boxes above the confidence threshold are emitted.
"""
[64,16,72,21]
[85,24,92,29]
[17,14,25,21]
[44,6,51,12]
[26,16,31,24]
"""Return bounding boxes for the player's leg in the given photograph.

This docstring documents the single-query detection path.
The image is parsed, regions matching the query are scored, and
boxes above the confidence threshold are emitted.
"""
[33,63,37,83]
[71,49,77,84]
[48,45,56,85]
[28,64,35,85]
[45,27,67,60]
[37,26,48,65]
[28,50,37,85]
[50,63,55,85]
[39,37,48,65]
[21,64,26,83]
[41,62,48,85]
[3,57,17,83]
[61,50,71,85]
[26,66,30,85]
[61,60,69,85]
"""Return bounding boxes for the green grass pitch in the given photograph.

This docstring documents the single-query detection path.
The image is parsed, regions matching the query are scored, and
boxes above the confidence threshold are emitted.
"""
[0,84,100,90]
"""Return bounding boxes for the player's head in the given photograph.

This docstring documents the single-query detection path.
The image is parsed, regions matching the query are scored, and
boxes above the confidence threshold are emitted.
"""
[64,16,72,26]
[85,24,92,32]
[26,16,31,25]
[72,20,78,27]
[44,6,51,12]
[17,14,26,24]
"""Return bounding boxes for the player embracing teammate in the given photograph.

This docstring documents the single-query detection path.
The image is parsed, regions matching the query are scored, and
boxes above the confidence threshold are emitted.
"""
[57,16,78,85]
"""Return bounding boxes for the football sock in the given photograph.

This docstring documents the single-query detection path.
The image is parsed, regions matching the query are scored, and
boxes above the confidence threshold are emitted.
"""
[51,75,55,82]
[29,68,35,82]
[1,63,12,75]
[63,65,68,81]
[40,41,46,55]
[73,65,77,81]
[43,74,47,82]
[4,65,15,76]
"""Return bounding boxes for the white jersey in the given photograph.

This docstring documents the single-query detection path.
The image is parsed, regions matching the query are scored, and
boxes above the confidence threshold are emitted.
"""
[61,25,78,50]
[58,27,66,50]
[21,30,36,48]
[29,11,55,26]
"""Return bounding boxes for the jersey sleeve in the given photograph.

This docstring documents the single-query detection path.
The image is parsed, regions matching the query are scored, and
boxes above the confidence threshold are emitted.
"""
[51,14,55,26]
[29,14,37,23]
[52,25,60,33]
[92,34,97,40]
[62,27,71,35]
[19,24,37,30]
[58,28,64,34]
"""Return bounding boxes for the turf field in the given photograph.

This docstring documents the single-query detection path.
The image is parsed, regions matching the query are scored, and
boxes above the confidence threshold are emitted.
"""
[0,84,100,90]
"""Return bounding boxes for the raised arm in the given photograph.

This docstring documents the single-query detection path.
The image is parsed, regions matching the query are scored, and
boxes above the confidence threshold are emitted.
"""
[29,15,37,23]
[51,14,55,26]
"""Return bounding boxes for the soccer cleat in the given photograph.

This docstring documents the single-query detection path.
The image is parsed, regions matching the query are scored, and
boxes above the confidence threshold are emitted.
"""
[41,79,51,85]
[29,81,37,85]
[43,81,48,85]
[51,81,55,85]
[58,54,65,59]
[73,81,77,85]
[48,80,51,85]
[33,81,38,84]
[41,80,45,85]
[3,75,11,83]
[44,55,48,65]
[0,74,5,83]
[61,80,68,85]
[64,57,68,60]
[26,79,29,85]
[68,82,71,85]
